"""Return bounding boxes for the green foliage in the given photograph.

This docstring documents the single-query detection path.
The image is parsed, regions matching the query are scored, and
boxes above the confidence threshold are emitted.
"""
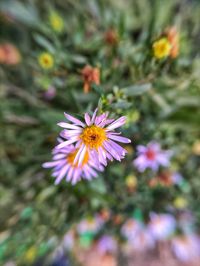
[0,0,200,264]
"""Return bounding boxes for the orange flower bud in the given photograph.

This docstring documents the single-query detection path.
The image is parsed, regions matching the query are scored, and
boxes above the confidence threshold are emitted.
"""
[100,209,111,221]
[158,171,173,187]
[81,65,100,93]
[104,29,118,46]
[0,43,21,65]
[166,26,179,58]
[148,178,159,188]
[113,214,123,225]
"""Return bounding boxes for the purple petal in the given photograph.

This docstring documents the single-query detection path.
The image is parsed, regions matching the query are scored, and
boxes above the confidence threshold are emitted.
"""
[42,161,60,168]
[66,167,74,182]
[108,134,131,143]
[57,122,81,130]
[106,116,126,131]
[133,156,148,172]
[91,108,98,124]
[95,113,107,125]
[85,113,91,126]
[98,147,107,166]
[75,144,87,167]
[136,145,147,154]
[53,154,66,160]
[55,164,70,184]
[71,169,82,185]
[157,154,170,167]
[64,113,85,127]
[103,141,121,161]
[61,129,82,138]
[108,140,127,156]
[84,165,97,179]
[56,137,79,149]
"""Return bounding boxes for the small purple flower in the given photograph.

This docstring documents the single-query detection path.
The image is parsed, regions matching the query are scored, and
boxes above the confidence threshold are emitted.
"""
[121,218,142,240]
[171,234,200,262]
[133,141,172,172]
[56,108,131,167]
[129,228,155,251]
[97,235,117,254]
[42,141,104,185]
[43,86,56,100]
[171,172,183,185]
[148,213,176,241]
[77,215,104,234]
[63,229,75,251]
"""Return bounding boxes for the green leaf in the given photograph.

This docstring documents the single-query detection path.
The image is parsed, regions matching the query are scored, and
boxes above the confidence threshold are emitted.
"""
[91,84,104,96]
[89,179,106,194]
[20,207,33,220]
[111,101,132,109]
[33,34,55,53]
[79,233,94,248]
[122,83,152,96]
[0,1,39,26]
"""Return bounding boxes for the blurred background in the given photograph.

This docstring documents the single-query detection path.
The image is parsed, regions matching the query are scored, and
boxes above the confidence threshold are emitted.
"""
[0,0,200,265]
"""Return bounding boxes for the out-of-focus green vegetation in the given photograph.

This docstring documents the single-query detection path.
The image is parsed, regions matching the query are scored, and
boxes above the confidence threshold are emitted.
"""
[0,0,200,265]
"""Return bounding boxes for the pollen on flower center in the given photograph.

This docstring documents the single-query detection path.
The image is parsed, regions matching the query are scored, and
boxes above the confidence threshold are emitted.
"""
[153,38,171,59]
[80,125,107,149]
[146,149,156,160]
[67,149,89,167]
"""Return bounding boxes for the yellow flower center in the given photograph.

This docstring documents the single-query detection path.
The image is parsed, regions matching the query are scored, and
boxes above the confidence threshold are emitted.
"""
[38,53,54,69]
[174,197,187,209]
[80,125,107,149]
[67,149,89,167]
[50,14,64,32]
[153,38,171,59]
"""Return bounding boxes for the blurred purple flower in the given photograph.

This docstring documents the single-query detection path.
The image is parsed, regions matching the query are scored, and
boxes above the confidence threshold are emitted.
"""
[97,235,117,254]
[133,142,172,172]
[63,229,75,251]
[171,234,200,262]
[171,172,183,185]
[129,228,155,251]
[121,218,142,240]
[148,213,176,241]
[77,215,104,235]
[43,86,56,100]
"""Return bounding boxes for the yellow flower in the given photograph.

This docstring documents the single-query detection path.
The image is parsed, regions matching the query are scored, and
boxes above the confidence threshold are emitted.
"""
[153,38,171,59]
[192,140,200,155]
[24,246,37,263]
[38,52,54,69]
[49,12,64,33]
[174,197,188,209]
[125,175,137,190]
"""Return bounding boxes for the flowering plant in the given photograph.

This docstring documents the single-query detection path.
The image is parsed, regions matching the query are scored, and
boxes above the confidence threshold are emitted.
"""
[0,0,200,265]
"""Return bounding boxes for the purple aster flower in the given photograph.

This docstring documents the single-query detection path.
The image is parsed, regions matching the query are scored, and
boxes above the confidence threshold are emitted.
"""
[56,109,131,167]
[97,235,117,255]
[42,141,104,185]
[171,234,200,262]
[148,213,176,241]
[133,141,172,172]
[121,218,142,240]
[63,229,75,251]
[129,228,155,251]
[77,215,104,234]
[43,86,56,100]
[171,172,183,185]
